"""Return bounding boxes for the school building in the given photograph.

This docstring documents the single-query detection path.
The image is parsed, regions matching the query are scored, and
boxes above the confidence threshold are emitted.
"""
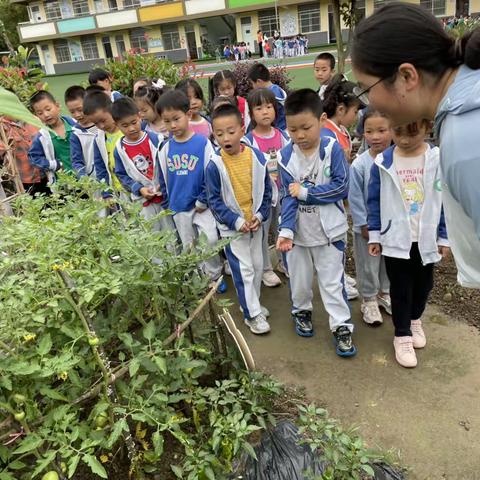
[13,0,478,75]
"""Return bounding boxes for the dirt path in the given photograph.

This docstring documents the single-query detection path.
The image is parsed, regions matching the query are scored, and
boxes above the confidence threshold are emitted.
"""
[224,275,480,479]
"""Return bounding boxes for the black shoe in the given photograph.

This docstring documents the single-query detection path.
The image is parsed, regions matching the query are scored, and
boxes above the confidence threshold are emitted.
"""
[333,326,356,357]
[293,310,314,337]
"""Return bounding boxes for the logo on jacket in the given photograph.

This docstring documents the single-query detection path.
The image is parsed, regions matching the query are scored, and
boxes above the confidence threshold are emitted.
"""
[434,179,442,192]
[324,166,331,178]
[133,154,151,175]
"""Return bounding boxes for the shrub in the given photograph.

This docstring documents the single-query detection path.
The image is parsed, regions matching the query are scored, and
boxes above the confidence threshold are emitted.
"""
[102,50,181,97]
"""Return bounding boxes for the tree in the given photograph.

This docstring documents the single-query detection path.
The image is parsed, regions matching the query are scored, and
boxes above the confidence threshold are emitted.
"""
[0,0,28,52]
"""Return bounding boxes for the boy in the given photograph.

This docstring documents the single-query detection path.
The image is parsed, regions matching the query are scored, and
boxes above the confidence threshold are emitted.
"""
[276,89,356,357]
[28,91,77,183]
[248,63,287,130]
[156,90,226,291]
[65,86,98,178]
[206,104,272,334]
[88,68,123,102]
[314,52,335,100]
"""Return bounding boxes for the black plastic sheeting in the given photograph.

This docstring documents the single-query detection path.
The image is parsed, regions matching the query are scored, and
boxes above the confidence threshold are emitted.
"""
[231,421,404,480]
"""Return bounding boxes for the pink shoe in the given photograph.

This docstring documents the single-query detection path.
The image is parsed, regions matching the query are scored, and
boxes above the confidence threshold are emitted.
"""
[393,336,417,368]
[411,319,426,349]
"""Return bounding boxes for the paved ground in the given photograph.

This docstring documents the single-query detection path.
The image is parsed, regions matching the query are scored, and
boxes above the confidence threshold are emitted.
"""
[224,269,480,480]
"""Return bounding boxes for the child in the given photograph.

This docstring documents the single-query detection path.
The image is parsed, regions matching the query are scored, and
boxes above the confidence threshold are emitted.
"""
[245,88,289,287]
[65,86,98,178]
[134,84,168,138]
[349,109,392,325]
[314,52,335,100]
[248,63,287,130]
[156,91,226,291]
[276,89,355,357]
[368,120,449,368]
[175,79,212,139]
[133,77,150,95]
[206,104,272,334]
[28,91,77,182]
[274,37,283,59]
[209,70,250,128]
[88,68,122,102]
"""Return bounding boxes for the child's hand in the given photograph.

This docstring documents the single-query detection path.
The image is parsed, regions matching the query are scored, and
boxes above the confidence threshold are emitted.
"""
[368,243,381,256]
[239,222,250,233]
[438,245,450,259]
[139,187,156,200]
[276,237,293,253]
[288,182,302,198]
[249,217,261,232]
[361,225,369,241]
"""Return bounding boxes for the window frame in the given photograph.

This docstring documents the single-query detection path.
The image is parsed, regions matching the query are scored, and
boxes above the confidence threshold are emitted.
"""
[161,24,181,51]
[54,39,72,63]
[258,8,279,38]
[81,36,100,60]
[298,2,321,34]
[44,0,62,20]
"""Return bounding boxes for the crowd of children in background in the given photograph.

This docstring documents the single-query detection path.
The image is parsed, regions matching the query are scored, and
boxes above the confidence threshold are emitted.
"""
[0,49,450,369]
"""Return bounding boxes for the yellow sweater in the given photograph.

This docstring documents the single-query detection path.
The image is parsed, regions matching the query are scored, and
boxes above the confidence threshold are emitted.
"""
[221,147,253,222]
[105,130,124,192]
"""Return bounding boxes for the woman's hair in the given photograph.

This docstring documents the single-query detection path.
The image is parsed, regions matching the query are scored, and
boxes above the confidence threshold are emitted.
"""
[323,74,361,118]
[175,78,205,103]
[247,88,278,127]
[352,2,480,80]
[208,70,237,104]
[134,83,169,109]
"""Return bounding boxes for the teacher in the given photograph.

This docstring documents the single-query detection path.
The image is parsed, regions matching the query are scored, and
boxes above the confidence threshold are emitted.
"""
[351,2,480,288]
[257,30,264,58]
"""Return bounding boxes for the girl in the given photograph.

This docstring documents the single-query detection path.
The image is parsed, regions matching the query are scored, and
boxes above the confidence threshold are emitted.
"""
[367,120,449,368]
[133,77,150,95]
[349,109,392,326]
[209,70,250,128]
[245,88,290,287]
[133,83,168,138]
[175,78,212,139]
[322,75,364,162]
[351,2,480,288]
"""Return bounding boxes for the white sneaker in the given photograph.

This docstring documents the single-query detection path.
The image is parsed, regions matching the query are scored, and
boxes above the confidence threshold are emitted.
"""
[393,336,417,368]
[224,261,232,276]
[240,305,270,317]
[360,299,383,325]
[245,313,271,334]
[411,319,426,349]
[345,274,357,287]
[346,282,359,300]
[262,270,282,287]
[377,294,392,315]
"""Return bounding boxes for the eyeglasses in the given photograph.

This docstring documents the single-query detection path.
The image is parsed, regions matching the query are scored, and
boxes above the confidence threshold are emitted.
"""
[352,77,386,106]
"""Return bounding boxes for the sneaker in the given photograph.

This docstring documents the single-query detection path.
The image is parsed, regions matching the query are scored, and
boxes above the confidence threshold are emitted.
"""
[333,326,356,357]
[245,313,271,334]
[345,282,359,301]
[262,270,282,287]
[377,294,392,315]
[393,336,417,368]
[216,279,227,294]
[345,274,357,287]
[276,261,289,278]
[224,261,232,276]
[360,300,383,325]
[293,310,313,337]
[240,305,270,318]
[411,319,426,349]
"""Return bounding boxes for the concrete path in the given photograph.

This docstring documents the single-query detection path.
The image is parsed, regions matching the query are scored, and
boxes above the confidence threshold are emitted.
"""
[225,276,480,479]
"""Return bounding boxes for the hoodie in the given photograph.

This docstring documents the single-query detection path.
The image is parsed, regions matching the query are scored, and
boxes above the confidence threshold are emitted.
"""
[269,84,287,130]
[434,65,480,288]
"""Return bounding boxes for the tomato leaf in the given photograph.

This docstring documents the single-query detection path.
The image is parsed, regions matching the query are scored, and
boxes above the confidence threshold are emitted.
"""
[83,454,108,479]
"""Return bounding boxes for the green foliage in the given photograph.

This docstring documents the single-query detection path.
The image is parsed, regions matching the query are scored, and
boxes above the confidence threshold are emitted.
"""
[102,51,181,97]
[0,176,278,479]
[298,404,394,480]
[0,0,28,51]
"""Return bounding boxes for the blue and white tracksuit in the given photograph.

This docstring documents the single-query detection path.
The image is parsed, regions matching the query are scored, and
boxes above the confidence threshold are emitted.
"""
[206,146,272,320]
[278,137,353,332]
[349,150,389,298]
[71,125,97,178]
[269,84,287,131]
[158,134,222,280]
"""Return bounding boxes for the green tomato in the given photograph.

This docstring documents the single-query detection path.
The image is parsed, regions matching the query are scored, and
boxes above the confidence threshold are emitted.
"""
[12,393,26,404]
[41,472,59,480]
[13,411,25,421]
[88,336,99,346]
[95,411,109,428]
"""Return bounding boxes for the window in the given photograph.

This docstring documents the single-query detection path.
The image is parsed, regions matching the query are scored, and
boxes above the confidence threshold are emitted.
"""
[161,24,180,50]
[130,28,148,52]
[72,0,90,15]
[54,39,71,62]
[420,0,446,16]
[258,9,279,37]
[45,0,62,20]
[355,0,366,21]
[81,36,99,59]
[298,3,321,33]
[123,0,140,8]
[115,34,126,57]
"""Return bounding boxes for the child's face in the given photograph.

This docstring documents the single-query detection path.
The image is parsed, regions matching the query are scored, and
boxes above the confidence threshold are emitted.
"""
[252,101,275,128]
[66,98,89,126]
[364,116,392,156]
[187,86,203,115]
[89,109,117,134]
[95,78,112,92]
[161,108,191,139]
[135,98,156,123]
[286,111,325,154]
[314,59,334,85]
[392,121,428,154]
[116,113,143,142]
[213,115,244,155]
[32,99,61,127]
[217,80,235,98]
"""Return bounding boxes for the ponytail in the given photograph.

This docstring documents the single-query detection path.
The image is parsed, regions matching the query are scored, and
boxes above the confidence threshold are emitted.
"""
[323,74,360,118]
